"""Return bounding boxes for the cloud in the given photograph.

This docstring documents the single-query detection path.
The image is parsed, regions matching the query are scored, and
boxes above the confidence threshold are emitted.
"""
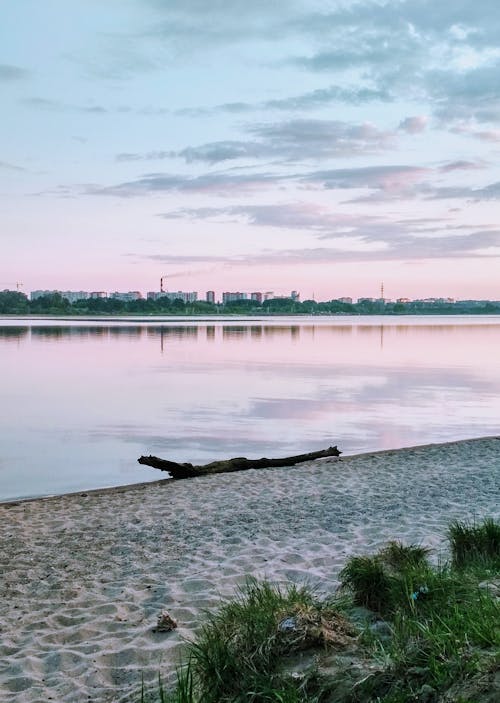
[137,226,500,268]
[20,97,107,113]
[439,160,485,172]
[116,151,172,162]
[86,170,281,197]
[450,123,500,142]
[173,85,393,117]
[80,153,486,205]
[155,200,500,263]
[429,65,500,124]
[275,229,500,261]
[305,165,429,195]
[56,1,500,127]
[248,119,394,157]
[426,181,500,201]
[141,0,303,47]
[85,159,476,201]
[176,141,266,164]
[0,64,30,81]
[119,118,396,166]
[86,162,429,199]
[265,85,393,110]
[159,203,374,233]
[0,160,25,172]
[399,116,428,134]
[280,2,500,126]
[42,0,500,132]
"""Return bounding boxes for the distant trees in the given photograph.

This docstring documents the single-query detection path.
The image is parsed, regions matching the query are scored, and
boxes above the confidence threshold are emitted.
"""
[29,292,70,314]
[262,297,300,313]
[223,299,259,314]
[0,290,30,314]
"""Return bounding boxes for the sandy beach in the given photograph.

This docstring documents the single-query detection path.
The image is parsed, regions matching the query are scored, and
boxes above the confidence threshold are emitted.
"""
[1,436,499,703]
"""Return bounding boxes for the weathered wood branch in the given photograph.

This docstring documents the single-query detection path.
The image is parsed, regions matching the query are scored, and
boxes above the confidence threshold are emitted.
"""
[138,446,342,480]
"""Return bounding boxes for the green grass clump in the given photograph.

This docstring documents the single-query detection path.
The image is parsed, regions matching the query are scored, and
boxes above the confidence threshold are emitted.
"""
[339,541,432,616]
[448,517,500,569]
[338,555,393,613]
[378,541,431,571]
[144,519,500,703]
[343,521,500,702]
[356,566,500,702]
[161,578,354,703]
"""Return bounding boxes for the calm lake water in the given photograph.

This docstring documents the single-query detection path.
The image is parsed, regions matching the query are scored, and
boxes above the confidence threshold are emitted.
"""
[1,315,500,501]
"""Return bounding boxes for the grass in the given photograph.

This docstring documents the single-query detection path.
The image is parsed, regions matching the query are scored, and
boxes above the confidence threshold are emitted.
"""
[143,518,500,703]
[338,541,432,616]
[180,579,355,703]
[448,517,500,569]
[361,568,500,701]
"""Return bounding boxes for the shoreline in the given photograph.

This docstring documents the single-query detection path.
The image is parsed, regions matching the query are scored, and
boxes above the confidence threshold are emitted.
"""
[2,434,498,508]
[3,313,500,323]
[1,436,499,702]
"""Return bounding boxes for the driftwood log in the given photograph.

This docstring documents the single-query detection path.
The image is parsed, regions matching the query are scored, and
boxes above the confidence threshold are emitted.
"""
[138,446,342,480]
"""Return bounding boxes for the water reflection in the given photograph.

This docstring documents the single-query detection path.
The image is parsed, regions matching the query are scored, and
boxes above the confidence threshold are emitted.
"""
[0,326,29,341]
[3,321,499,345]
[1,317,500,500]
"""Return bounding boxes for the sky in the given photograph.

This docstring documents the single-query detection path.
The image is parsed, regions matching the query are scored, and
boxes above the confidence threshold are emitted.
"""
[1,0,500,301]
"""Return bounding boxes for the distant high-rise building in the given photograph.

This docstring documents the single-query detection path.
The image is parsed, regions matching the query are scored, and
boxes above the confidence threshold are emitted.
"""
[290,290,300,301]
[147,291,197,303]
[61,291,89,303]
[222,292,248,304]
[337,297,353,304]
[206,291,215,304]
[250,292,262,303]
[90,291,107,299]
[263,291,274,301]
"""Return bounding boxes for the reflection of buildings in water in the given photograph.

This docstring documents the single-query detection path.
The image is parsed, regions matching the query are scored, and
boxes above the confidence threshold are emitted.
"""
[356,325,385,349]
[146,326,199,339]
[222,326,249,339]
[31,326,109,340]
[300,325,355,342]
[0,327,30,342]
[109,326,143,338]
[221,325,301,340]
[146,326,199,352]
[330,325,354,335]
[9,322,494,354]
[26,326,146,341]
[262,325,300,338]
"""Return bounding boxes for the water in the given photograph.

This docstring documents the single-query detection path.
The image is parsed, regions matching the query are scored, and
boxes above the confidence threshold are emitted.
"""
[1,315,499,501]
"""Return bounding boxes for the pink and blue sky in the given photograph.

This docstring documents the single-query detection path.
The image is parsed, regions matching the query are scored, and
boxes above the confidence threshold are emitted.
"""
[1,0,500,300]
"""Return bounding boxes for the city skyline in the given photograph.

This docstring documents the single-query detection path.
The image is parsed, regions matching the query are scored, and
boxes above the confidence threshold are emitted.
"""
[2,2,500,299]
[22,286,497,305]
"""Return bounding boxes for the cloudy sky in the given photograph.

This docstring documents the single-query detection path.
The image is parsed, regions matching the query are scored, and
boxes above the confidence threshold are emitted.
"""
[2,0,500,300]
